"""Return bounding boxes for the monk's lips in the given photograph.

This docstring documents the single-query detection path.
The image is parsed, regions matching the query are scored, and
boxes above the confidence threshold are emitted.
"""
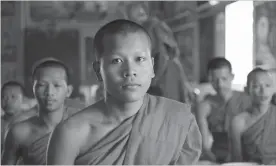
[122,84,141,89]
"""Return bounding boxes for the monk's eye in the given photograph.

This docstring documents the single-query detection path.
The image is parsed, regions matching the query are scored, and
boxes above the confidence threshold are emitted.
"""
[137,57,146,62]
[54,84,62,88]
[112,58,122,64]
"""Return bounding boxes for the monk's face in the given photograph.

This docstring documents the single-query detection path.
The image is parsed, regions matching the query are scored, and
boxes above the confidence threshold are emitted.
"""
[209,67,233,95]
[1,86,23,114]
[247,72,275,105]
[97,32,155,102]
[33,67,72,112]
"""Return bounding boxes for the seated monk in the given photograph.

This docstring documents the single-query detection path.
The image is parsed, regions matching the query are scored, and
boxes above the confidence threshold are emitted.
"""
[46,19,202,165]
[1,81,37,151]
[196,58,251,163]
[1,59,82,165]
[230,68,276,164]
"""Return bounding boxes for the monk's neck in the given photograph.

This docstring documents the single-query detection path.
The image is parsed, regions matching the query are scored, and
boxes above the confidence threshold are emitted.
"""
[38,105,65,130]
[3,108,21,119]
[104,95,145,123]
[251,103,270,115]
[217,90,233,103]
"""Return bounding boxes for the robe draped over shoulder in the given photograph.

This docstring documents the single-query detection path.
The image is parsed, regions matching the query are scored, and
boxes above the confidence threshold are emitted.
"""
[242,105,276,164]
[75,94,202,165]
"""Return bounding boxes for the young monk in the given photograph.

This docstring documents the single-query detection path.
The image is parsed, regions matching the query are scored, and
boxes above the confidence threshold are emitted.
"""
[1,81,36,151]
[47,19,202,165]
[1,59,81,165]
[196,57,251,163]
[230,68,276,164]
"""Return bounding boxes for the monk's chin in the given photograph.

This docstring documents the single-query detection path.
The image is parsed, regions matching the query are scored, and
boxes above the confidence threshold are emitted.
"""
[118,93,145,103]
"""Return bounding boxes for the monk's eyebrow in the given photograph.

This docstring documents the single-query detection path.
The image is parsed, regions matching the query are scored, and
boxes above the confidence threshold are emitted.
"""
[135,49,151,56]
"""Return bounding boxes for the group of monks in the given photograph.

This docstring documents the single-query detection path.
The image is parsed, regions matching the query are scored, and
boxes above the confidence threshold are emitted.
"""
[1,18,276,165]
[196,58,276,164]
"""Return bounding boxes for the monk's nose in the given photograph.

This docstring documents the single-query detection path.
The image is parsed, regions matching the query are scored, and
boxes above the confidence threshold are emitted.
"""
[123,61,137,78]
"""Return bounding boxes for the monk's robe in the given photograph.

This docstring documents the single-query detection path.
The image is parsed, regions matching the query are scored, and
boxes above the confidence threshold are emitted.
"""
[242,104,276,164]
[206,91,251,162]
[75,94,202,165]
[20,106,81,165]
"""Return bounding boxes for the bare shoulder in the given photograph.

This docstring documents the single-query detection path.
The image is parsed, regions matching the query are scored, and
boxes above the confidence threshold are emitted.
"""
[7,117,34,143]
[231,112,249,133]
[56,100,105,137]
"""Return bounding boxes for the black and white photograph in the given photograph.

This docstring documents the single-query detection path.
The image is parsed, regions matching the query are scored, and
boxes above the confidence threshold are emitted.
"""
[1,1,276,165]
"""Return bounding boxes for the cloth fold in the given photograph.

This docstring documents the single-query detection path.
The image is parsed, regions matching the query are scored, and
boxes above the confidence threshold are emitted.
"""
[242,104,276,164]
[75,94,202,165]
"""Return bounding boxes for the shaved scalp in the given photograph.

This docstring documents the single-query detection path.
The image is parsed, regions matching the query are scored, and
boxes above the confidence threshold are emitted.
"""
[246,67,271,87]
[32,59,71,84]
[1,81,25,96]
[93,19,152,60]
[207,57,232,73]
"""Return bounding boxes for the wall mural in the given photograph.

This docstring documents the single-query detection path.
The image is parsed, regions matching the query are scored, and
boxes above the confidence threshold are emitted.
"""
[1,1,21,84]
[29,1,126,23]
[175,27,196,82]
[254,1,276,69]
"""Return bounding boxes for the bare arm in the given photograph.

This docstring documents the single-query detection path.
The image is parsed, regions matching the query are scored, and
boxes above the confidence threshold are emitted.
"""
[1,125,24,165]
[46,119,88,165]
[195,102,216,161]
[230,115,245,162]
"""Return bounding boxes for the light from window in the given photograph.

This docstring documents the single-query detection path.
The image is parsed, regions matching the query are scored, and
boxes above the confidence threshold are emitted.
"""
[225,1,254,91]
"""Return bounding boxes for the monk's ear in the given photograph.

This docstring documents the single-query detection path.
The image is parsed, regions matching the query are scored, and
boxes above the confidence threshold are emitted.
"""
[93,61,103,82]
[66,85,73,98]
[151,57,155,78]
